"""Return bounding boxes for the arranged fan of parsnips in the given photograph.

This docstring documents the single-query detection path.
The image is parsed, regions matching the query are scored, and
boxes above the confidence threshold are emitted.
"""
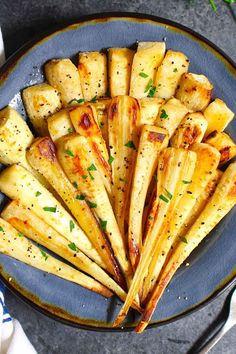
[0,41,235,332]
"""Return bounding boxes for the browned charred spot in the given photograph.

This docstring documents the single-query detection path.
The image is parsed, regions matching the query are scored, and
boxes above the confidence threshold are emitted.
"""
[92,142,110,175]
[79,113,92,130]
[109,103,118,119]
[73,155,86,176]
[148,131,166,143]
[205,130,218,140]
[228,183,236,197]
[220,147,230,163]
[183,126,200,145]
[37,137,56,163]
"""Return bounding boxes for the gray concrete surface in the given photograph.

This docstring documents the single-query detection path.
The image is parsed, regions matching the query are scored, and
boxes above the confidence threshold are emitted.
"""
[0,0,236,353]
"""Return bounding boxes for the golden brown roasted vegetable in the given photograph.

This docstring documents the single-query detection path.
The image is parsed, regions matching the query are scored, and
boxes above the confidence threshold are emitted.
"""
[91,98,111,146]
[78,52,108,101]
[47,109,74,142]
[108,95,140,235]
[154,50,189,99]
[203,98,234,137]
[108,48,134,97]
[128,125,169,270]
[0,217,111,298]
[22,83,62,135]
[136,161,236,333]
[113,148,197,327]
[27,137,122,283]
[175,73,213,112]
[170,112,208,149]
[205,130,236,165]
[44,58,83,107]
[129,42,166,99]
[69,104,112,194]
[139,97,164,126]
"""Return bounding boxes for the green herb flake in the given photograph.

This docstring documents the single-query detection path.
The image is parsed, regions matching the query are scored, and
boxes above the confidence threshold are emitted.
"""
[149,216,154,220]
[173,68,178,73]
[43,206,57,213]
[68,98,85,105]
[88,201,97,208]
[0,226,4,232]
[100,219,107,231]
[68,242,77,252]
[209,0,217,11]
[148,86,156,97]
[18,232,24,237]
[139,72,148,78]
[165,188,173,200]
[90,96,97,103]
[82,175,88,179]
[77,98,85,104]
[69,220,75,233]
[76,194,85,200]
[179,236,188,244]
[73,181,78,189]
[65,149,74,157]
[160,109,169,119]
[67,127,73,133]
[35,191,42,197]
[89,172,95,180]
[87,164,97,171]
[154,175,158,182]
[144,78,153,93]
[108,156,114,165]
[182,180,192,184]
[125,140,136,150]
[159,194,169,203]
[40,249,48,261]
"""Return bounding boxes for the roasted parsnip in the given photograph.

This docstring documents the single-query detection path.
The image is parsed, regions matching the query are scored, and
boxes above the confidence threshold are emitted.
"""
[0,164,105,268]
[128,125,169,270]
[155,98,189,138]
[113,148,197,327]
[45,59,83,107]
[139,97,164,126]
[205,130,236,165]
[56,134,132,287]
[27,137,121,281]
[136,161,236,333]
[47,109,74,142]
[170,112,208,149]
[175,73,213,112]
[91,98,111,146]
[129,42,166,99]
[108,95,140,235]
[22,83,62,135]
[204,98,234,137]
[78,52,108,101]
[0,218,111,298]
[1,200,132,301]
[154,50,189,99]
[108,48,134,97]
[69,104,111,194]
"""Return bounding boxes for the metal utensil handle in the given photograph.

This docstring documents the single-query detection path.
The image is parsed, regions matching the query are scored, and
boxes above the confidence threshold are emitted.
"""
[197,321,233,354]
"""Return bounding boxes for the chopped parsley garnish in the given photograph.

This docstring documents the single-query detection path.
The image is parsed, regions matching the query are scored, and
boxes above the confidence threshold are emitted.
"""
[82,175,88,179]
[43,206,57,213]
[182,180,192,184]
[173,68,178,73]
[160,109,168,119]
[88,201,97,208]
[209,0,217,11]
[139,72,148,78]
[73,181,78,189]
[89,172,95,180]
[69,220,75,232]
[148,86,156,97]
[18,232,24,237]
[87,164,97,171]
[68,242,78,252]
[65,149,74,157]
[90,96,97,103]
[68,98,85,104]
[179,236,188,244]
[67,127,73,133]
[108,156,114,165]
[40,249,48,261]
[0,226,4,232]
[159,194,169,203]
[76,194,85,200]
[100,219,107,231]
[165,189,173,200]
[35,191,41,197]
[125,140,136,150]
[144,79,153,93]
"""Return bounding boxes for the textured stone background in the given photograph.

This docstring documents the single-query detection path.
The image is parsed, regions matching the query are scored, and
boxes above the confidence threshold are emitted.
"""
[0,1,236,353]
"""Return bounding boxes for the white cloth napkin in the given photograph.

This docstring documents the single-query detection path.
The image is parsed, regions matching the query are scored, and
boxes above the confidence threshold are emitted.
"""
[0,27,37,354]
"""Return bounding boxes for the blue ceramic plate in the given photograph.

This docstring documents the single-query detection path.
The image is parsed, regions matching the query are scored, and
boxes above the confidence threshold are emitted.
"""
[0,13,235,330]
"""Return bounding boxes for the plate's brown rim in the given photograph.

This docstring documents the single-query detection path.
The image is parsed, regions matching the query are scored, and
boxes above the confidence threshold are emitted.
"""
[0,12,236,332]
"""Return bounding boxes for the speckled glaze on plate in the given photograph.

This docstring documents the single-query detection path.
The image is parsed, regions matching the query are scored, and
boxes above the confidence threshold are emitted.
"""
[0,13,235,331]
